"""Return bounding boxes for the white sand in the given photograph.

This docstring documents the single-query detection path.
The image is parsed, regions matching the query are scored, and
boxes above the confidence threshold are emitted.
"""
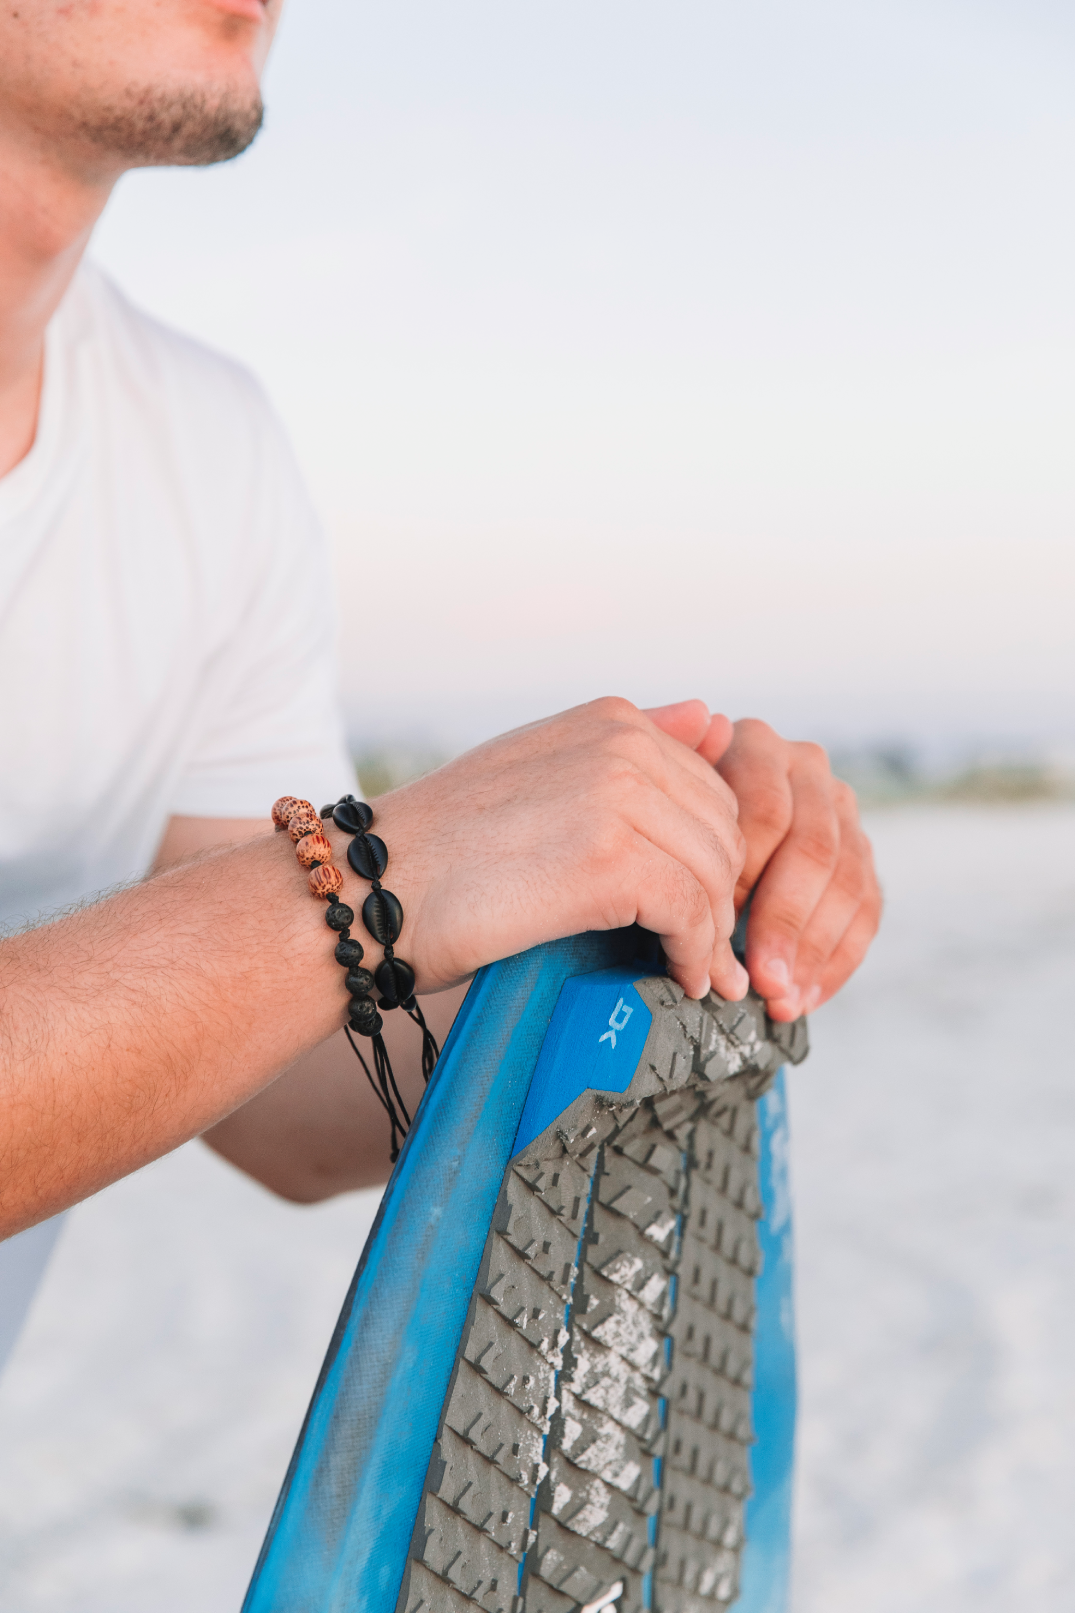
[1,803,1073,1610]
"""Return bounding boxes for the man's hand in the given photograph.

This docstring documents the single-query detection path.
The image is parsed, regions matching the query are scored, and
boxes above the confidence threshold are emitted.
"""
[374,698,750,1004]
[646,702,881,1021]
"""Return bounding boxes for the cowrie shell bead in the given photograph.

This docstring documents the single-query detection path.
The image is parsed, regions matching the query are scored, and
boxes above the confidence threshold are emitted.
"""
[333,798,374,836]
[347,833,388,881]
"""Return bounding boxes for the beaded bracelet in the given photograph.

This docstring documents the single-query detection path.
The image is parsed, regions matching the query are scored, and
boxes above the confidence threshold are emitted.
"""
[271,793,438,1160]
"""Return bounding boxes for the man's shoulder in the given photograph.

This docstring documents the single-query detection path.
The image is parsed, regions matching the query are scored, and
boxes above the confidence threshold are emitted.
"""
[72,262,282,451]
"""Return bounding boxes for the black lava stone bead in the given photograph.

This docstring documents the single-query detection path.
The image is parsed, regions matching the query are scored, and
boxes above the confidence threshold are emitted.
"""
[349,1006,383,1039]
[325,902,355,932]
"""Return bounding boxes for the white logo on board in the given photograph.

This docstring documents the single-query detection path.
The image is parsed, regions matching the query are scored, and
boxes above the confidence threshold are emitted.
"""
[599,997,633,1051]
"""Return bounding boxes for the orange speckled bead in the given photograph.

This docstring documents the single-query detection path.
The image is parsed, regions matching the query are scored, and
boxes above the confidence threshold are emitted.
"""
[288,805,322,842]
[295,832,334,869]
[271,795,301,830]
[308,863,344,898]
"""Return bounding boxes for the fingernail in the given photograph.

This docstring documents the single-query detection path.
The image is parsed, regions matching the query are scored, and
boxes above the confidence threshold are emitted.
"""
[764,958,791,989]
[767,1001,796,1023]
[732,961,749,997]
[804,985,822,1013]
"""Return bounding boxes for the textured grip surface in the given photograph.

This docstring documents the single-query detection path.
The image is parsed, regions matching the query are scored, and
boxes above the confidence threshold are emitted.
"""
[396,979,803,1613]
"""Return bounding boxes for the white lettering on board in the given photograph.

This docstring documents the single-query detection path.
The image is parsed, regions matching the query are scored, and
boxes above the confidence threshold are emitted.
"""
[599,997,634,1051]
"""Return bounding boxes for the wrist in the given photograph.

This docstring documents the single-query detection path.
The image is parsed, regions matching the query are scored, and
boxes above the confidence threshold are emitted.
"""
[273,791,442,1161]
[326,790,443,994]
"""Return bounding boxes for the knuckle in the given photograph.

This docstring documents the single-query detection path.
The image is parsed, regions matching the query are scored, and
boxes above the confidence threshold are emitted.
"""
[764,912,804,945]
[747,781,793,840]
[598,753,647,794]
[795,936,826,975]
[853,840,883,909]
[587,814,635,871]
[796,740,831,773]
[735,716,778,748]
[700,816,745,883]
[654,856,710,931]
[796,820,840,871]
[589,694,642,729]
[833,779,858,815]
[845,860,870,905]
[618,725,663,770]
[833,841,870,902]
[679,875,712,931]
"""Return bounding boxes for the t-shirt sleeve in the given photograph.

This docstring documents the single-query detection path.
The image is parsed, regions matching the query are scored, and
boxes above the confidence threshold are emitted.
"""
[167,395,357,820]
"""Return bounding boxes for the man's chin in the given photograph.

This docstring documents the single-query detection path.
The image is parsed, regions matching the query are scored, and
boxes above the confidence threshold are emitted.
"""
[75,81,264,169]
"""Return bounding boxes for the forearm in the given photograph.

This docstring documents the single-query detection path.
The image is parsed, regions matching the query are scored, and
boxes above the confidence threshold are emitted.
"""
[0,830,346,1237]
[201,984,468,1202]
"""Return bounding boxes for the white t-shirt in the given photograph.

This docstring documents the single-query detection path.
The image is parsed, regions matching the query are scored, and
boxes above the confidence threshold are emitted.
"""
[0,263,356,1368]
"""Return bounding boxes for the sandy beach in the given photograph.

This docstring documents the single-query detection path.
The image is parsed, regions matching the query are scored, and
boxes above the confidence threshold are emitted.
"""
[2,802,1073,1611]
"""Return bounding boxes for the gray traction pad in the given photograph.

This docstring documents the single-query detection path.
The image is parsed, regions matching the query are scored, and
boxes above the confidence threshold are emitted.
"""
[397,982,806,1613]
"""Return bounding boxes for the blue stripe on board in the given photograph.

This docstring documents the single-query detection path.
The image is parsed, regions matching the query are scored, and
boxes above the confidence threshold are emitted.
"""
[736,1070,797,1613]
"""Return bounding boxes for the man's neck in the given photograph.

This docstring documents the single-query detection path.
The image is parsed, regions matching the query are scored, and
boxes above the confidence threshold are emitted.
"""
[0,132,115,479]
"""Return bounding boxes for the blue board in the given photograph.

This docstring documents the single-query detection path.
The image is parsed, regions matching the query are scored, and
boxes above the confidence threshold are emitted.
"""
[244,926,795,1612]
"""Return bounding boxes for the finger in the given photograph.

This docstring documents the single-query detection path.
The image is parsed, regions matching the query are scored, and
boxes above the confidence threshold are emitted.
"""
[600,704,744,832]
[620,781,745,969]
[764,801,871,1014]
[544,702,748,994]
[616,834,725,1001]
[708,936,751,1003]
[715,721,794,905]
[810,887,883,1009]
[696,714,735,768]
[595,741,745,949]
[643,698,735,770]
[547,700,749,996]
[643,699,713,750]
[742,746,842,1007]
[763,860,864,1021]
[617,724,752,1001]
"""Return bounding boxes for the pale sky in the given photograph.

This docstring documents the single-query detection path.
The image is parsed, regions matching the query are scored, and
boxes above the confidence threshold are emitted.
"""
[92,0,1075,756]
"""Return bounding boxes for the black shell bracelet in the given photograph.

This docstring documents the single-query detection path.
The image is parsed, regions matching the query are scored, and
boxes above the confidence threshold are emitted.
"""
[319,794,439,1158]
[320,794,416,1027]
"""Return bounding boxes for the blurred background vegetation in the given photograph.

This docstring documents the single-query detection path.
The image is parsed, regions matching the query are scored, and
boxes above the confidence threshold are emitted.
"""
[354,742,1075,808]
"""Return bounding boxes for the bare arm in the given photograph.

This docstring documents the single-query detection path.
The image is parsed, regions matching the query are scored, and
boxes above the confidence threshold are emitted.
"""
[0,829,347,1238]
[200,991,468,1202]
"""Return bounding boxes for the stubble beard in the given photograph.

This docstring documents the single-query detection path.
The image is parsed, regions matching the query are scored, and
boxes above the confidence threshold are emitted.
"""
[70,80,264,168]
